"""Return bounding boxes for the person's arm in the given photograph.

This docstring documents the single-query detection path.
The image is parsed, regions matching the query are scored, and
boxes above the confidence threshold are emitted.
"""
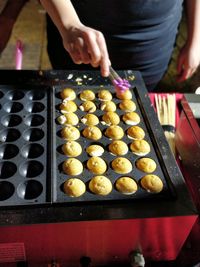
[40,0,110,77]
[177,0,200,82]
[0,0,28,53]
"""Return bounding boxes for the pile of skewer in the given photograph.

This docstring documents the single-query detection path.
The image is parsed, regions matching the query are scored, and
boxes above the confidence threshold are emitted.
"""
[155,94,176,155]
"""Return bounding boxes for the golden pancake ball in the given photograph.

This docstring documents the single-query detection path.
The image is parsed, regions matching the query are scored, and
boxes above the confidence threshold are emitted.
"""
[119,99,136,112]
[89,176,112,195]
[127,126,145,140]
[60,88,76,100]
[111,157,132,174]
[87,156,107,175]
[63,178,86,197]
[136,157,157,173]
[79,101,96,113]
[140,174,163,193]
[86,145,104,157]
[61,126,80,141]
[116,90,132,100]
[102,112,120,125]
[105,125,124,140]
[100,101,116,112]
[62,113,79,126]
[116,177,138,194]
[81,114,99,126]
[60,100,77,113]
[82,126,102,140]
[130,140,150,156]
[98,89,112,101]
[62,158,83,175]
[62,141,82,157]
[109,140,128,156]
[80,89,95,101]
[122,112,140,125]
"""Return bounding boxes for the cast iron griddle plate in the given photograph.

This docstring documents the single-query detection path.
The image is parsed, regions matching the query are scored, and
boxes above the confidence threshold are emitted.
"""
[0,71,176,206]
[0,85,51,206]
[53,82,176,203]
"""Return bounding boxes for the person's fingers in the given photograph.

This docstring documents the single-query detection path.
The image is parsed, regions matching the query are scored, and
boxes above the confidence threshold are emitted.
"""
[185,67,196,79]
[83,30,102,66]
[176,66,187,83]
[82,29,111,76]
[67,43,82,64]
[75,37,91,64]
[96,32,110,76]
[177,66,194,82]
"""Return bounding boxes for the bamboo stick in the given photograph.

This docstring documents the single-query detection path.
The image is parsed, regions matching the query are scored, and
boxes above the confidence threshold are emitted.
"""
[155,94,176,155]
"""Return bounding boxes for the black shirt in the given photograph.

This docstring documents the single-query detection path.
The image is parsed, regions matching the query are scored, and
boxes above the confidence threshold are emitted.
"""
[47,0,184,89]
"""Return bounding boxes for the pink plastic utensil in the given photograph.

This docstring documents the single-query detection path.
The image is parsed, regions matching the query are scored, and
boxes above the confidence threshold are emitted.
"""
[15,40,23,70]
[109,66,131,93]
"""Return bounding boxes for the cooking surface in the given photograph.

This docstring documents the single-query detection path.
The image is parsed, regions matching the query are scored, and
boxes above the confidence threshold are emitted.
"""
[54,85,175,204]
[0,70,197,226]
[0,73,175,207]
[0,85,52,206]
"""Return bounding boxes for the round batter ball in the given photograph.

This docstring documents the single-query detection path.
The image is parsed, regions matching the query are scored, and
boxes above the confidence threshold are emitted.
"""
[119,99,136,112]
[79,89,95,101]
[89,176,112,195]
[140,174,163,193]
[105,125,124,140]
[87,156,107,175]
[127,126,145,140]
[136,157,157,173]
[130,139,150,156]
[59,100,77,113]
[63,178,86,197]
[86,144,104,157]
[80,101,96,113]
[62,141,82,157]
[111,157,132,174]
[81,114,99,126]
[109,140,128,156]
[116,177,138,195]
[82,126,102,140]
[122,112,140,125]
[98,89,112,101]
[102,112,120,125]
[100,101,116,112]
[64,113,79,126]
[62,158,83,175]
[60,88,76,100]
[61,126,80,141]
[116,90,132,100]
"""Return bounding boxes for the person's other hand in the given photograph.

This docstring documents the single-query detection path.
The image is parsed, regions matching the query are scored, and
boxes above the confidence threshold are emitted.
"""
[0,16,15,54]
[62,24,111,77]
[177,42,200,82]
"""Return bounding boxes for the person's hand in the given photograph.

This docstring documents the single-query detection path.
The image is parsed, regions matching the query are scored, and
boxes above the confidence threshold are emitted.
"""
[61,23,111,77]
[177,42,200,82]
[0,16,15,54]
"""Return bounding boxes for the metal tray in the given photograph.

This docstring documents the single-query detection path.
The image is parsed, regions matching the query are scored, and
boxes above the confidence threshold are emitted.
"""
[0,71,176,207]
[0,85,52,206]
[53,83,176,204]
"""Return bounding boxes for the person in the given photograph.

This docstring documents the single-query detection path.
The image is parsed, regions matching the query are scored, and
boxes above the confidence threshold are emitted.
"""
[40,0,200,91]
[1,0,200,91]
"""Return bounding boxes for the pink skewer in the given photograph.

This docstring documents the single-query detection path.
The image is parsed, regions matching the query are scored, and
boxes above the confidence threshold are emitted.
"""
[15,40,23,70]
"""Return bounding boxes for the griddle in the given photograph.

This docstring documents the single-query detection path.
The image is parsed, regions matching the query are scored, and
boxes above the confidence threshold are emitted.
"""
[0,70,178,207]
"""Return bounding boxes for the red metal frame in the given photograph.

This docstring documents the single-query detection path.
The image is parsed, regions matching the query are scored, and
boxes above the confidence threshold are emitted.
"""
[0,215,197,266]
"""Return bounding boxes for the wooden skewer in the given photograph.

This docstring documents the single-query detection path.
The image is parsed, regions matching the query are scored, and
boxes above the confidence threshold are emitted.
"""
[155,94,176,155]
